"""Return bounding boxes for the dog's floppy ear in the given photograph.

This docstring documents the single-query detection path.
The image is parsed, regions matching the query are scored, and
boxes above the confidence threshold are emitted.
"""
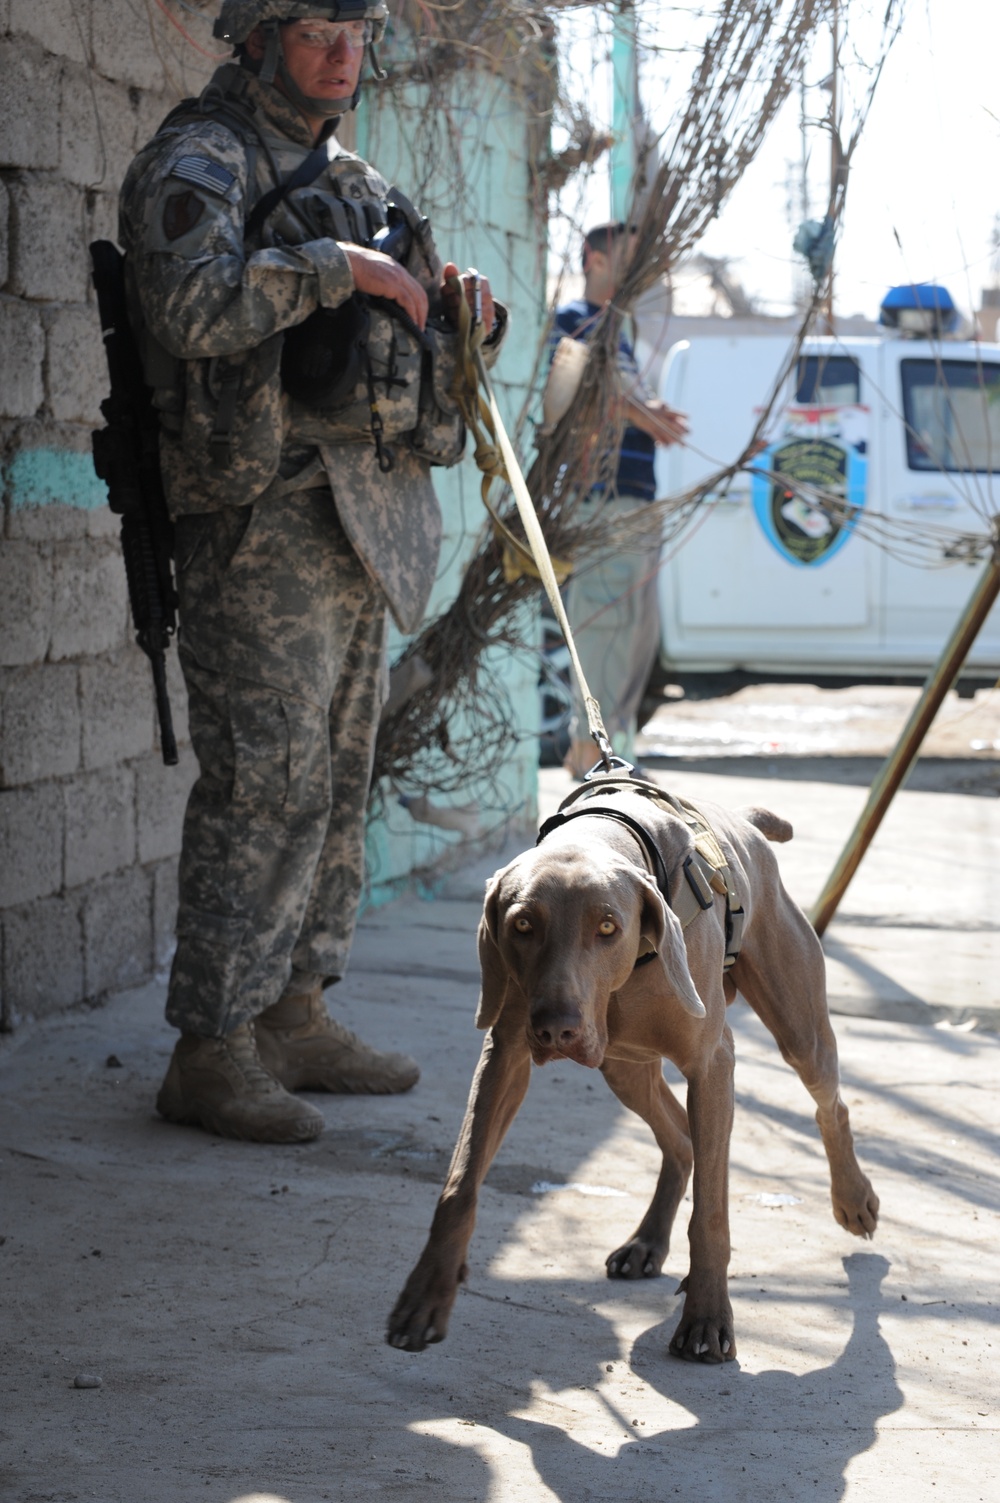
[475,871,508,1029]
[638,874,706,1020]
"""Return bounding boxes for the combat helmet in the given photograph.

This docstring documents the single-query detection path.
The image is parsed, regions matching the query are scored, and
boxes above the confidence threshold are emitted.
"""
[214,1,389,116]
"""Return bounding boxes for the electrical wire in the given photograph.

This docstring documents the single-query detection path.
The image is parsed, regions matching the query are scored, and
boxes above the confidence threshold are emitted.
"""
[150,0,230,62]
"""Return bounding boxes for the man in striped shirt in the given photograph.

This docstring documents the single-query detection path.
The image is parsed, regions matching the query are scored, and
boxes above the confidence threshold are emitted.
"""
[553,222,687,778]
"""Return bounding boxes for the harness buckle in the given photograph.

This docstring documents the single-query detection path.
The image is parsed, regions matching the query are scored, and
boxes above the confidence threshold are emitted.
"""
[724,905,746,970]
[682,853,716,911]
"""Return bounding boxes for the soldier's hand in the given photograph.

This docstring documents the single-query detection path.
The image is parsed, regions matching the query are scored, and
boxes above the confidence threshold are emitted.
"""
[342,244,429,331]
[440,262,496,336]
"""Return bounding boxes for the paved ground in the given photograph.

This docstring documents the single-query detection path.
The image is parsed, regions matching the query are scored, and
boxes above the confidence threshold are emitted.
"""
[639,681,1000,769]
[2,745,999,1503]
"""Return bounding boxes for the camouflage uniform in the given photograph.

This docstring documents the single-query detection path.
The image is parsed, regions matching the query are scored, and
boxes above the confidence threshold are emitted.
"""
[119,62,505,1036]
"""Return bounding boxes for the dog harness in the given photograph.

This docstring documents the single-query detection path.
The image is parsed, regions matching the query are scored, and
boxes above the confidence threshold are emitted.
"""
[536,771,746,971]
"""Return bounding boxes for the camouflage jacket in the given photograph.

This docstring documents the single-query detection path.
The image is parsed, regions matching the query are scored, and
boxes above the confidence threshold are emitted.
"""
[118,63,506,631]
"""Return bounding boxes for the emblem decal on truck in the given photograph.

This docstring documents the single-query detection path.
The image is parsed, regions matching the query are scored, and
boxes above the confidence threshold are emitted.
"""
[751,405,868,567]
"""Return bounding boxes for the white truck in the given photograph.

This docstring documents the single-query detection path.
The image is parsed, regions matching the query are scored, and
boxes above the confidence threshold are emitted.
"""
[654,304,1000,686]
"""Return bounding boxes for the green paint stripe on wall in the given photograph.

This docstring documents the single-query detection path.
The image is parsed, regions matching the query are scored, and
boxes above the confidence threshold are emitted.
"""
[7,449,108,511]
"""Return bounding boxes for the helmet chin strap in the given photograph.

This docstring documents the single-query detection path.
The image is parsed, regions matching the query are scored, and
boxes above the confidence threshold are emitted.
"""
[256,19,282,86]
[368,39,387,82]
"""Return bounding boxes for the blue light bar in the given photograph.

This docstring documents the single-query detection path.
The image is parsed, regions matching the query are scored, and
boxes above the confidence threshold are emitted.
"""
[879,283,959,333]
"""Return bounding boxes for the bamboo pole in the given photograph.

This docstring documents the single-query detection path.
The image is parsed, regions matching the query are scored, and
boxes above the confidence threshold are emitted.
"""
[610,2,637,222]
[810,540,1000,936]
[820,1,838,332]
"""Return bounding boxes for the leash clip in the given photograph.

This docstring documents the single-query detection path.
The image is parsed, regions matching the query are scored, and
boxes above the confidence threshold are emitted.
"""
[584,750,633,780]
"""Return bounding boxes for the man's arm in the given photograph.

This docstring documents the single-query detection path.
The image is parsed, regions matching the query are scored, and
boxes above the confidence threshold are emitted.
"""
[620,392,689,447]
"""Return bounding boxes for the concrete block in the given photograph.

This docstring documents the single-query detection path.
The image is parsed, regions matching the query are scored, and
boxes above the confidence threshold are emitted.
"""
[0,40,61,170]
[0,296,45,417]
[81,865,153,998]
[10,0,89,64]
[86,503,120,541]
[8,177,89,303]
[64,764,137,888]
[0,663,81,786]
[0,179,9,287]
[86,190,120,256]
[0,540,53,666]
[7,497,90,542]
[60,65,137,189]
[46,305,106,424]
[153,854,180,971]
[133,89,176,155]
[51,539,130,660]
[5,436,108,541]
[91,4,182,92]
[79,647,155,770]
[0,783,64,907]
[136,745,196,864]
[1,893,84,1024]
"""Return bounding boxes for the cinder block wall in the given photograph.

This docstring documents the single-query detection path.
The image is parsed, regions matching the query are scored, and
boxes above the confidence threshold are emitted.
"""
[0,2,217,1028]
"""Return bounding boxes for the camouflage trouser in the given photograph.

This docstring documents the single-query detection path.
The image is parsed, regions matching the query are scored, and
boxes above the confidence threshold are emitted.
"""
[567,492,662,762]
[166,487,389,1038]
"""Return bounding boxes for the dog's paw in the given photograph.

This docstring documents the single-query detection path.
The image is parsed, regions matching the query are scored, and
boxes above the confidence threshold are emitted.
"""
[669,1288,736,1364]
[832,1174,880,1239]
[605,1237,667,1280]
[386,1260,465,1353]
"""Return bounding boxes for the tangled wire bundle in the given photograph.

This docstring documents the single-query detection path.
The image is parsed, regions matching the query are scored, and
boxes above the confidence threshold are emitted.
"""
[371,0,906,804]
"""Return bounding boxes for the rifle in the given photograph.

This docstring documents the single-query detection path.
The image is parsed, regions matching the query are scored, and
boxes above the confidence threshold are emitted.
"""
[90,240,179,766]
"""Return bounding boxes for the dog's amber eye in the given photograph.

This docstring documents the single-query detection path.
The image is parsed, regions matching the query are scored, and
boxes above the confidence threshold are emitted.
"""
[598,918,617,936]
[513,916,533,934]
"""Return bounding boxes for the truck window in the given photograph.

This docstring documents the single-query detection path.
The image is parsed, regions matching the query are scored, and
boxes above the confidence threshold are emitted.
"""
[901,358,1000,472]
[795,355,861,406]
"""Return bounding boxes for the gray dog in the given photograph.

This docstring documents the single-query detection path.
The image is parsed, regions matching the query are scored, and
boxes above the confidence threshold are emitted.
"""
[387,777,879,1363]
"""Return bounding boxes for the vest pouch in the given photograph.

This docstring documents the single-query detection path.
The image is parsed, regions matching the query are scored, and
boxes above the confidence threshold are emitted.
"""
[407,321,466,468]
[284,301,424,442]
[280,295,370,411]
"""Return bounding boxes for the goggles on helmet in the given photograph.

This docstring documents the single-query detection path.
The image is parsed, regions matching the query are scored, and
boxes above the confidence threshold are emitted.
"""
[288,17,373,48]
[214,2,387,48]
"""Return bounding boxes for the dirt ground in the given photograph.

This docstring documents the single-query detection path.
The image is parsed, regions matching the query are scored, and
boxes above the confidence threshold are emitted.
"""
[2,690,999,1503]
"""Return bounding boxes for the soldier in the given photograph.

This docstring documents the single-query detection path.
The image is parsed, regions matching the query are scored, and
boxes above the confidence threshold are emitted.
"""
[119,0,505,1142]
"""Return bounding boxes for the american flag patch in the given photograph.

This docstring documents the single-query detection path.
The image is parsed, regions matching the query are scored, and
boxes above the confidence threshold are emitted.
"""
[169,155,235,196]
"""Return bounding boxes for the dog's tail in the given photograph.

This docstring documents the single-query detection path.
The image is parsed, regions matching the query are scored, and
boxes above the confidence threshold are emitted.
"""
[741,806,793,843]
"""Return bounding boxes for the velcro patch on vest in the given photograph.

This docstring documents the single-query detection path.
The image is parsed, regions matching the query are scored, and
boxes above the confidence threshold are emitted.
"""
[169,155,236,197]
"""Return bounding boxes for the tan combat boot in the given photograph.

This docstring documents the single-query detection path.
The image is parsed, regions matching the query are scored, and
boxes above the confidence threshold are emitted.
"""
[254,988,420,1095]
[156,1021,325,1142]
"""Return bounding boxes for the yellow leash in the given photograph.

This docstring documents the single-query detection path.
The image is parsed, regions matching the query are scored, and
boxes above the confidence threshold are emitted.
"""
[448,275,614,769]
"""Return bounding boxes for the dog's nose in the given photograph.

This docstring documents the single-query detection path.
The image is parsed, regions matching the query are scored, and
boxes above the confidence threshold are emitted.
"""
[530,1006,583,1051]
